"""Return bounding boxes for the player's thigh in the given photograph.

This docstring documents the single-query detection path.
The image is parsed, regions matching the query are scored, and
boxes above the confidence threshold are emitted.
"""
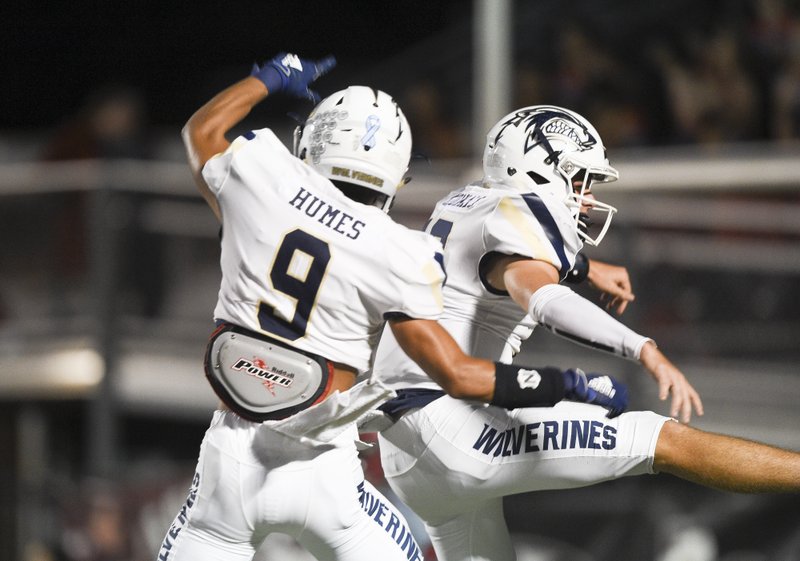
[379,397,515,521]
[160,524,255,561]
[301,506,425,561]
[489,401,669,492]
[356,480,426,559]
[297,481,424,561]
[381,398,667,513]
[289,433,424,560]
[157,413,257,560]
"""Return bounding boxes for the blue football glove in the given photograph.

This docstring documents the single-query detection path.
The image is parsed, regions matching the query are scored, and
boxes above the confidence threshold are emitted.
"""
[563,368,628,418]
[250,52,336,103]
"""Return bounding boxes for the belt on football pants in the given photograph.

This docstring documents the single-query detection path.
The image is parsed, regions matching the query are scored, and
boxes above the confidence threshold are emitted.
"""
[379,388,445,422]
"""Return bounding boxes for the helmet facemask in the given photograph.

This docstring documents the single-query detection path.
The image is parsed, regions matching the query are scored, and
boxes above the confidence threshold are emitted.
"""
[558,156,619,246]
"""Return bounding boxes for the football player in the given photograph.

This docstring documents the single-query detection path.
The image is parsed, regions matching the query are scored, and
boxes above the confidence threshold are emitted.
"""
[372,105,800,561]
[157,56,630,561]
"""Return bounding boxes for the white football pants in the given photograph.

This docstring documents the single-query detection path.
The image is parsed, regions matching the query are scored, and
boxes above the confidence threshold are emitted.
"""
[157,409,424,561]
[378,396,669,561]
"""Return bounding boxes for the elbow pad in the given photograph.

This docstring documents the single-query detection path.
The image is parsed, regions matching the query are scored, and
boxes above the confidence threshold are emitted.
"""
[527,284,652,360]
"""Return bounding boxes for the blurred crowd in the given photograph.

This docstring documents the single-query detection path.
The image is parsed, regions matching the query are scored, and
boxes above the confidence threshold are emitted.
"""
[34,1,800,165]
[399,0,800,157]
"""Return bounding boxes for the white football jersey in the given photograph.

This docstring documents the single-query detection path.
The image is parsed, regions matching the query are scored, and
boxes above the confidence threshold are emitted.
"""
[202,128,445,373]
[373,181,581,390]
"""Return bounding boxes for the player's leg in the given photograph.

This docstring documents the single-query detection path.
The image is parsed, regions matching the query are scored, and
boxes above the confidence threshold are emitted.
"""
[653,420,800,493]
[156,411,257,561]
[380,396,666,516]
[288,425,426,561]
[423,498,515,561]
[380,397,667,560]
[355,480,428,560]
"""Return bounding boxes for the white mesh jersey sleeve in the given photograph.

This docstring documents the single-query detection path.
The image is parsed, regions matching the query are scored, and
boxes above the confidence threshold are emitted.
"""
[384,229,446,319]
[438,183,582,354]
[481,189,582,279]
[374,184,568,389]
[374,183,581,390]
[199,128,445,373]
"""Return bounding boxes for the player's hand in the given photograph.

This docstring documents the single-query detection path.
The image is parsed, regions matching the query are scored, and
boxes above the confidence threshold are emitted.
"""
[251,52,336,103]
[639,341,704,423]
[563,368,628,418]
[587,259,635,315]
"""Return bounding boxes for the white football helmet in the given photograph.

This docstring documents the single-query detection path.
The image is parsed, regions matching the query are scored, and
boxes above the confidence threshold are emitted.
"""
[294,86,412,212]
[482,105,619,246]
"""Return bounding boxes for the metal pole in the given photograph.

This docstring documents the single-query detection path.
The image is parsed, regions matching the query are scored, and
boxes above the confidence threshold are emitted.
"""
[473,0,513,155]
[87,178,120,478]
[16,405,48,561]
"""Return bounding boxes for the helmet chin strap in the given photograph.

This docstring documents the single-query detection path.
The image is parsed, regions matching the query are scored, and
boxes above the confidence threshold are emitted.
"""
[577,212,592,236]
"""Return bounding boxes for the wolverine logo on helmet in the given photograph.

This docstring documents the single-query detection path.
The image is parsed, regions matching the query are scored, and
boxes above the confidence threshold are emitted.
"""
[493,108,598,157]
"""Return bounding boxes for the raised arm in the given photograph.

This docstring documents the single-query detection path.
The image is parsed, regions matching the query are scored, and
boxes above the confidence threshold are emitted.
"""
[182,77,267,220]
[182,53,335,221]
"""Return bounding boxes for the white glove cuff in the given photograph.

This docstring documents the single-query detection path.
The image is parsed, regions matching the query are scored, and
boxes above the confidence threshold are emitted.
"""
[527,284,653,360]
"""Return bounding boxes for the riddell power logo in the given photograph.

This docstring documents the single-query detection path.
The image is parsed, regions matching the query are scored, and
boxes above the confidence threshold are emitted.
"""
[232,358,294,392]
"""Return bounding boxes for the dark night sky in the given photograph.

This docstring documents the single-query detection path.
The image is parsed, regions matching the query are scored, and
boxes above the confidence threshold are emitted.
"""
[3,1,466,129]
[4,0,748,138]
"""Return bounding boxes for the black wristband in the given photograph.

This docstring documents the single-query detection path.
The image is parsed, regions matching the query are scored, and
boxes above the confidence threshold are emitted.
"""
[564,252,589,284]
[490,363,566,410]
